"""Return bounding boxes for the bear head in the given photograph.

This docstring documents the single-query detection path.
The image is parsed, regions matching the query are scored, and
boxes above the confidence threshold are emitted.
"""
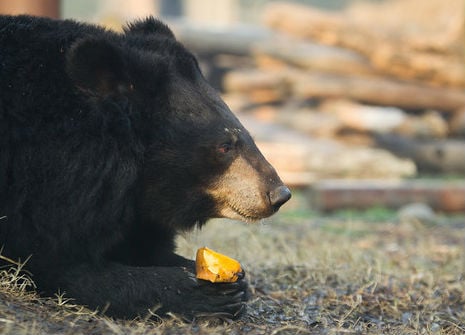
[65,17,291,231]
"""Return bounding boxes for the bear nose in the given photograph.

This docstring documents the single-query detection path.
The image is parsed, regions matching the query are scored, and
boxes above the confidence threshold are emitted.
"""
[269,185,292,210]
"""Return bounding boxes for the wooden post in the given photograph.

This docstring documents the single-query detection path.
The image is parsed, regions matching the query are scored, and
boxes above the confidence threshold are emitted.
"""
[310,180,465,213]
[0,0,60,18]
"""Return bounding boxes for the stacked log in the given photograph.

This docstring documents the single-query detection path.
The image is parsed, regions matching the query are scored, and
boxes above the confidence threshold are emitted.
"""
[310,180,465,213]
[224,67,465,112]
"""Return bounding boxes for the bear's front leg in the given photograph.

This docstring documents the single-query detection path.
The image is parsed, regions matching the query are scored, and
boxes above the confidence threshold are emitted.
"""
[40,262,249,320]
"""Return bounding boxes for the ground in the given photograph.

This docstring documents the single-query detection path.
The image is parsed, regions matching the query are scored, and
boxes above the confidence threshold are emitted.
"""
[1,191,464,334]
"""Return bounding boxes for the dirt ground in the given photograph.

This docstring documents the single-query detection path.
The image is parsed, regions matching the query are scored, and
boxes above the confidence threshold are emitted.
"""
[1,191,464,334]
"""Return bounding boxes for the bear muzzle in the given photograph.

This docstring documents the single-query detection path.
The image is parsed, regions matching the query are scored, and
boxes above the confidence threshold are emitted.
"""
[206,154,291,222]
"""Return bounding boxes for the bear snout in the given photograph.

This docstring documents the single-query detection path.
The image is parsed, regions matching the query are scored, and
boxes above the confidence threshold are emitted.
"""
[206,152,291,222]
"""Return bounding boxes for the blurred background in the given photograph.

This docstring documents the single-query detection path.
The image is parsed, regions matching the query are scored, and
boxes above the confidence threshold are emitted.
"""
[1,0,464,216]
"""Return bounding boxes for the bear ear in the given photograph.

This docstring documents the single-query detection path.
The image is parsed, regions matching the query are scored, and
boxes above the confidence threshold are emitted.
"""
[66,38,133,96]
[124,16,175,39]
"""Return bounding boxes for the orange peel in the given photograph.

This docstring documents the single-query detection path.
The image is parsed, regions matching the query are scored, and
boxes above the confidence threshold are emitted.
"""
[195,247,242,283]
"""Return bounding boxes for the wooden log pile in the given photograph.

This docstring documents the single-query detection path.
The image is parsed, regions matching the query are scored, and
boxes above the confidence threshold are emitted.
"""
[173,0,465,185]
[220,0,465,180]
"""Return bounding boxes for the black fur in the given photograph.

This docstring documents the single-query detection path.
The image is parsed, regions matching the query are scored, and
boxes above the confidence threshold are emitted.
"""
[0,15,287,320]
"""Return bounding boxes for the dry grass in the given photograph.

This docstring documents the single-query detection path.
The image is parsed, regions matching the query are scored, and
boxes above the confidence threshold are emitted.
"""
[1,192,464,334]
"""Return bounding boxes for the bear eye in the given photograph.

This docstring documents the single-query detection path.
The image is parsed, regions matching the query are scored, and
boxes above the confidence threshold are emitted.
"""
[218,143,233,154]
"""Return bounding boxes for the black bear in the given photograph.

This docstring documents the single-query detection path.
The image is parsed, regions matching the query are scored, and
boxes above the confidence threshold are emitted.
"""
[0,15,291,320]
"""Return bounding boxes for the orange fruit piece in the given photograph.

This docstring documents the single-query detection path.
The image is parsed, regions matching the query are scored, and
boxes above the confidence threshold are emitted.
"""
[195,247,242,283]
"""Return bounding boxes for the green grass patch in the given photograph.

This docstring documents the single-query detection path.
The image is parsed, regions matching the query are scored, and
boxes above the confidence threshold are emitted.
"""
[329,206,398,222]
